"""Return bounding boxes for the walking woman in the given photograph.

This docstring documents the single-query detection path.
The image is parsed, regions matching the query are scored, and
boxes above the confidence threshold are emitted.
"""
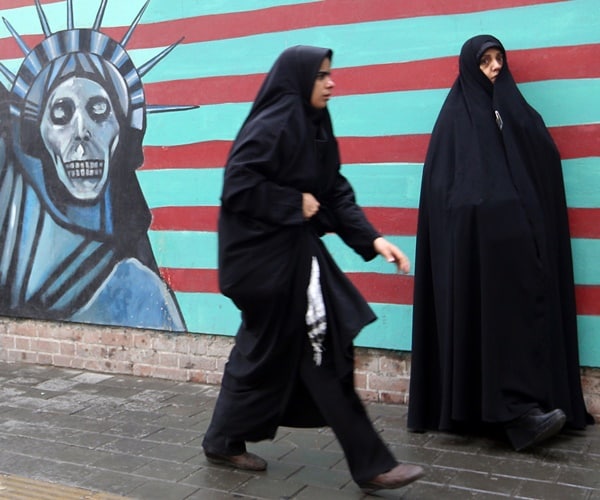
[408,35,593,451]
[202,45,424,491]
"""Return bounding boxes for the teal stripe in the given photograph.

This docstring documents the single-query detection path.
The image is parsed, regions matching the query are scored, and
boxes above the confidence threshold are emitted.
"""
[130,0,600,82]
[138,164,423,209]
[342,164,423,208]
[322,234,416,274]
[137,168,223,207]
[143,79,600,145]
[355,303,413,351]
[176,292,241,335]
[578,316,600,368]
[572,239,600,285]
[563,158,600,208]
[179,290,600,367]
[148,229,415,272]
[3,0,599,80]
[150,230,600,288]
[178,291,600,368]
[149,230,217,269]
[138,158,600,212]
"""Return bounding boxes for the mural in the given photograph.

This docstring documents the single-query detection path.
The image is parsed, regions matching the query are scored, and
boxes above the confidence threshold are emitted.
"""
[0,0,193,331]
[0,1,598,369]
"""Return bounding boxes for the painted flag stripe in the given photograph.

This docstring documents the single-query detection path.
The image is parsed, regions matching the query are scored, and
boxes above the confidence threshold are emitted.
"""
[142,44,600,107]
[160,267,600,316]
[150,206,600,240]
[0,0,563,57]
[141,124,600,171]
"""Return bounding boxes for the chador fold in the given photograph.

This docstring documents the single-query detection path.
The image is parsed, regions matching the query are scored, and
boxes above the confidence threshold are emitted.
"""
[408,35,593,451]
[202,45,424,491]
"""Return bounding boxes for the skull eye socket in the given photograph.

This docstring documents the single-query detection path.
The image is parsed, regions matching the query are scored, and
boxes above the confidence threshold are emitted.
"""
[86,96,111,123]
[50,98,75,125]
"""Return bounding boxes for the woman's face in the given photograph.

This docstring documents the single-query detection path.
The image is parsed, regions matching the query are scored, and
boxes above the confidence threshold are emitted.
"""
[479,47,504,83]
[310,58,335,109]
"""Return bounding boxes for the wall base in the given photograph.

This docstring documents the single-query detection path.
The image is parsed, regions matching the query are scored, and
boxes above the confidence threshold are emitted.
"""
[1,317,598,421]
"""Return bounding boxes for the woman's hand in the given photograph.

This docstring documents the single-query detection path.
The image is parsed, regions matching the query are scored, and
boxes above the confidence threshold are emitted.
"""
[302,192,320,219]
[373,237,410,274]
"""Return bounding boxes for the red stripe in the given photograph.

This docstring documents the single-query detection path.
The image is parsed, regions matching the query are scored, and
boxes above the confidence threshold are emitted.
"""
[142,124,600,170]
[150,207,600,240]
[576,285,600,316]
[568,208,600,239]
[160,267,600,314]
[0,1,566,60]
[143,44,600,107]
[551,124,600,160]
[149,206,419,234]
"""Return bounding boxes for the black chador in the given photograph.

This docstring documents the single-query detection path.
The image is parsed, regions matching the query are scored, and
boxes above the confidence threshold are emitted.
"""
[201,46,423,488]
[408,35,593,449]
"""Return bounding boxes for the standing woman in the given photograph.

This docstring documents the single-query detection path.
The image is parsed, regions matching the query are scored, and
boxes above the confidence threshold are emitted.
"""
[202,45,424,491]
[408,35,593,451]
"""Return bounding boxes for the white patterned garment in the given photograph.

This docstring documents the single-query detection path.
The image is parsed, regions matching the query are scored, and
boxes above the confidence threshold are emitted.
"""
[306,257,327,365]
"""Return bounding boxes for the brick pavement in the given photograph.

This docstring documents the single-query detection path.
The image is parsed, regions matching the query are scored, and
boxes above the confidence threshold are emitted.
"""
[0,361,598,499]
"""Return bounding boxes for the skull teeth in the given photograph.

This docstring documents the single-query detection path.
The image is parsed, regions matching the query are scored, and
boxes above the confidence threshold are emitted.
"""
[65,160,104,179]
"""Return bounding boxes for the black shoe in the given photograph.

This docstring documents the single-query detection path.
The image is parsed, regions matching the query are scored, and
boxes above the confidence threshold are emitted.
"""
[505,408,566,451]
[358,463,425,493]
[204,450,267,471]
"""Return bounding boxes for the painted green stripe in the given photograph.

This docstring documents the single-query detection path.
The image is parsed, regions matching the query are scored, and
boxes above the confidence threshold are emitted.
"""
[147,230,415,272]
[150,230,600,288]
[355,303,413,351]
[179,289,600,367]
[137,168,224,207]
[137,164,423,209]
[142,79,600,145]
[176,290,414,350]
[128,0,600,82]
[578,315,600,368]
[3,0,598,80]
[176,292,241,335]
[572,239,600,285]
[149,230,218,269]
[138,158,600,211]
[563,158,600,208]
[177,290,600,368]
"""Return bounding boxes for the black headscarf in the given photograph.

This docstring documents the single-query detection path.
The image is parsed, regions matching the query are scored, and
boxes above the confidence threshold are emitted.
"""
[408,35,592,431]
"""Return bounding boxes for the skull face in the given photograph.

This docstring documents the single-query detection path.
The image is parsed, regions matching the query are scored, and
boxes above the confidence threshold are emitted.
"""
[40,77,120,201]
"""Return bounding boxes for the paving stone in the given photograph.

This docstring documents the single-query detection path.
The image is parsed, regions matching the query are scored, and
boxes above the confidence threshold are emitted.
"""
[0,361,598,500]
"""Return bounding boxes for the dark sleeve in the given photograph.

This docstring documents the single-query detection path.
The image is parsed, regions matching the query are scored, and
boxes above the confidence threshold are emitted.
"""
[220,115,304,227]
[324,173,381,261]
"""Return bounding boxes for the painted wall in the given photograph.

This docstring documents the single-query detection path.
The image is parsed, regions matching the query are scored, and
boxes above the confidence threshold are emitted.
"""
[0,0,598,367]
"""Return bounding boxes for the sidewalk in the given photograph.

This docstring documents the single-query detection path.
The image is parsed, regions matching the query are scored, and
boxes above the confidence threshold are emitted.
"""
[0,361,597,499]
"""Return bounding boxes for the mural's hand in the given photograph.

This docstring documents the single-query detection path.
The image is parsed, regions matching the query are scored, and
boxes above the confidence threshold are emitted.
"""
[302,192,320,219]
[374,237,410,274]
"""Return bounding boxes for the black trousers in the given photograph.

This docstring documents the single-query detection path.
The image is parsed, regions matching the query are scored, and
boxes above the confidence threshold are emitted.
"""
[203,335,397,484]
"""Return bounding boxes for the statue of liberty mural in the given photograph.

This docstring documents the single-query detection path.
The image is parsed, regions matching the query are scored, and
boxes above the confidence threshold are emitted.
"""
[0,0,191,331]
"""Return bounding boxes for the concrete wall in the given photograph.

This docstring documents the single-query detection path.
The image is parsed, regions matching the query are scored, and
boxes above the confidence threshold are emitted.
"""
[0,1,598,365]
[1,317,599,420]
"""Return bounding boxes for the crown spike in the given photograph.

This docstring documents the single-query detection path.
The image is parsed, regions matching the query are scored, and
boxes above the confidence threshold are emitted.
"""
[34,0,52,37]
[147,104,198,114]
[121,0,150,48]
[2,18,31,56]
[92,0,108,31]
[138,37,183,78]
[67,0,74,30]
[0,62,16,86]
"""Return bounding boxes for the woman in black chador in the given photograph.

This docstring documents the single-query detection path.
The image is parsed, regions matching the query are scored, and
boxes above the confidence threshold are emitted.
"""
[202,45,424,491]
[408,35,593,451]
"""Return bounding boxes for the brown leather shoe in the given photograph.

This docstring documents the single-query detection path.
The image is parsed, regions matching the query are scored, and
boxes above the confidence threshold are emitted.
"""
[359,463,425,492]
[204,450,267,471]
